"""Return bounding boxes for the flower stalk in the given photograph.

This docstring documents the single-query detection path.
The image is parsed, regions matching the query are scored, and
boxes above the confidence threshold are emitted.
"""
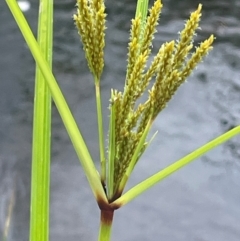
[74,0,107,183]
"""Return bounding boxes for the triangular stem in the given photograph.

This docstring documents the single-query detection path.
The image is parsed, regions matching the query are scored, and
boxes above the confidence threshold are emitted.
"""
[98,210,114,241]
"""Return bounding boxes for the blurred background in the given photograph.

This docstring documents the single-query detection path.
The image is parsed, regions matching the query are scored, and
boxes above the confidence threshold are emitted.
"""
[0,0,240,240]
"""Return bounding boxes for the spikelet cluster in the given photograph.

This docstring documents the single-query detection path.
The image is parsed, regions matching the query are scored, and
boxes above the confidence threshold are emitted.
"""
[109,1,214,199]
[73,0,214,201]
[74,0,106,80]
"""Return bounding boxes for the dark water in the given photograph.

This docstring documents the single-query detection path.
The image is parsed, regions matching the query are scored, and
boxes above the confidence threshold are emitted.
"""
[0,0,240,240]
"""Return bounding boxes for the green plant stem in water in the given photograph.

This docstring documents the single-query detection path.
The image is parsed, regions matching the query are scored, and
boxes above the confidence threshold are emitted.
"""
[98,210,114,241]
[30,0,52,241]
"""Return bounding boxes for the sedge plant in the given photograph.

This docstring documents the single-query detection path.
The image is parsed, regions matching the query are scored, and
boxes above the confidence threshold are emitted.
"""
[5,0,240,240]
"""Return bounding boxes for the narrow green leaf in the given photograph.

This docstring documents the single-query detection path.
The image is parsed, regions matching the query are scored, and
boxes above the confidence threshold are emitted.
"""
[6,0,108,203]
[95,80,106,185]
[111,125,240,207]
[107,90,116,200]
[30,1,52,241]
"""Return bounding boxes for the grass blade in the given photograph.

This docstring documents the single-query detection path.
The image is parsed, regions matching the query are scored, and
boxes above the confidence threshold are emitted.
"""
[111,125,240,208]
[5,0,108,203]
[30,0,53,241]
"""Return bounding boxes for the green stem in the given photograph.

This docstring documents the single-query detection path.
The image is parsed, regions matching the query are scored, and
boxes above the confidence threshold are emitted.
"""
[107,90,116,200]
[135,0,149,44]
[98,210,114,241]
[135,0,149,19]
[111,125,240,208]
[95,80,106,185]
[30,1,52,241]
